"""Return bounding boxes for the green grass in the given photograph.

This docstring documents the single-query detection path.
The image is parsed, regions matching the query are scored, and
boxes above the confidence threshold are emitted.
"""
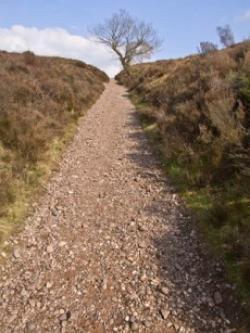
[0,121,77,253]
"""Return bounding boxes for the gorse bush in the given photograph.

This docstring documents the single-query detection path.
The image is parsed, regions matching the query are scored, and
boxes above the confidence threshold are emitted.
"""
[116,41,250,317]
[0,51,108,230]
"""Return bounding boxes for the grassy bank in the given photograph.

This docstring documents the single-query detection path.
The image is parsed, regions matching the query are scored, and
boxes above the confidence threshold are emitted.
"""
[0,50,108,248]
[116,42,250,321]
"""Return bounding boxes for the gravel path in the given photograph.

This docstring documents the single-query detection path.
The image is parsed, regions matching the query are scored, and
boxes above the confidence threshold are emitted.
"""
[0,80,240,333]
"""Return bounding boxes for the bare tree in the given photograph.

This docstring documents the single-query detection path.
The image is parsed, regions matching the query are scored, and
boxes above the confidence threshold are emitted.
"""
[217,25,235,48]
[92,9,161,72]
[198,41,218,55]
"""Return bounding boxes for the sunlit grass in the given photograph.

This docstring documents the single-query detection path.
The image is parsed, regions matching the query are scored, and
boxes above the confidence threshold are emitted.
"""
[0,121,77,250]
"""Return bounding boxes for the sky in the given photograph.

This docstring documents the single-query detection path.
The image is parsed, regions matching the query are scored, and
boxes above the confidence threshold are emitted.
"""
[0,0,249,76]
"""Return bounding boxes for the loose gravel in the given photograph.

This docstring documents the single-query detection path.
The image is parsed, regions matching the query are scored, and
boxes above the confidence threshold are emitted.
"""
[0,80,241,333]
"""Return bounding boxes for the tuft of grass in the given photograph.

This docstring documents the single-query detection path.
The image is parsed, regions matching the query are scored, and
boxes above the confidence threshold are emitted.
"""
[0,121,77,247]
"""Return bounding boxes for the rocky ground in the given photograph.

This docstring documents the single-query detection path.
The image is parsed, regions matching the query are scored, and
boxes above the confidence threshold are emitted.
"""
[0,80,241,332]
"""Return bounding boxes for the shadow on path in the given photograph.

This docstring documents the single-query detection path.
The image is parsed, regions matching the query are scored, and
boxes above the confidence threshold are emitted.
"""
[125,109,242,332]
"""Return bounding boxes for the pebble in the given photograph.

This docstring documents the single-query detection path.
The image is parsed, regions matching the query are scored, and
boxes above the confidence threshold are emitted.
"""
[1,251,7,258]
[131,322,139,331]
[138,240,147,248]
[13,248,20,259]
[25,322,36,331]
[160,286,169,295]
[50,208,58,216]
[59,308,65,315]
[214,291,223,305]
[160,308,170,320]
[138,223,147,232]
[46,282,53,289]
[47,245,53,254]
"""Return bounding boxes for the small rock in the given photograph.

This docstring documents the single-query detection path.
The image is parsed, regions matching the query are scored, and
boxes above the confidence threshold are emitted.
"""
[138,223,147,232]
[13,248,20,259]
[24,271,31,281]
[214,291,223,305]
[102,277,108,290]
[160,308,170,320]
[47,245,53,254]
[174,323,180,331]
[59,313,67,321]
[50,208,58,216]
[36,301,41,308]
[160,286,169,295]
[21,288,28,297]
[190,230,196,238]
[139,274,147,282]
[46,282,53,289]
[25,322,36,331]
[1,251,7,258]
[130,221,136,228]
[29,299,36,307]
[138,240,147,248]
[131,322,139,331]
[174,263,182,271]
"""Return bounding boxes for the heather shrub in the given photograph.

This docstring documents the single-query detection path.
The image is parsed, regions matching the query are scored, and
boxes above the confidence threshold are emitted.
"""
[0,51,108,224]
[198,41,218,55]
[116,42,250,310]
[23,51,36,65]
[117,42,249,179]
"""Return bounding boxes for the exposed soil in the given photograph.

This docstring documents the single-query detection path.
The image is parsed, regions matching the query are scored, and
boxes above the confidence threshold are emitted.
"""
[0,80,241,332]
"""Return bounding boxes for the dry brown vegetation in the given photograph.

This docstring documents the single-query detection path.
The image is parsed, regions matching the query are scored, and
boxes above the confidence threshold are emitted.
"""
[0,50,108,243]
[116,41,250,315]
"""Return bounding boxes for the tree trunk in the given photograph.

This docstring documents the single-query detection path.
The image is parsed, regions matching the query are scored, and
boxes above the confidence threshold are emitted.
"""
[121,59,131,76]
[112,46,131,76]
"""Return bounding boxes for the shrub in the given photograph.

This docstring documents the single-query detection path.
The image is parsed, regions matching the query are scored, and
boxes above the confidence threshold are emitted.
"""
[0,50,108,222]
[116,42,250,314]
[23,51,36,65]
[199,41,218,55]
[217,25,235,48]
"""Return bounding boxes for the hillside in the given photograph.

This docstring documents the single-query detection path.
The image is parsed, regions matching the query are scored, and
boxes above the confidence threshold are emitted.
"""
[116,42,250,315]
[0,80,243,333]
[0,50,108,244]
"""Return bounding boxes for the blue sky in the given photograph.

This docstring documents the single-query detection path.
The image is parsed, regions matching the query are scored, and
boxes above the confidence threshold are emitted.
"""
[0,1,249,75]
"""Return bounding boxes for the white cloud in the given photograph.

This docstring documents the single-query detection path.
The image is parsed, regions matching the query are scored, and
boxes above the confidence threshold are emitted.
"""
[240,10,250,21]
[0,25,121,77]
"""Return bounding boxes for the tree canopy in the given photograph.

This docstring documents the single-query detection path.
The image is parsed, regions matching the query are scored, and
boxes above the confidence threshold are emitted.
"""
[92,10,161,71]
